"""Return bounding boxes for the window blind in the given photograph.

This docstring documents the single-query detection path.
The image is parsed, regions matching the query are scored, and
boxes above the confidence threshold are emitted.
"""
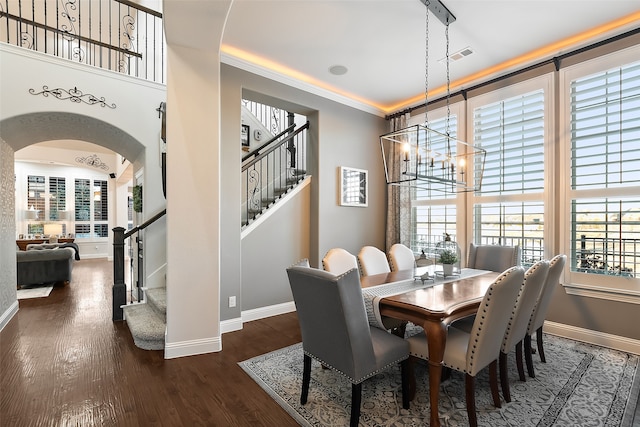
[49,176,66,220]
[474,90,545,195]
[27,175,45,221]
[569,60,640,278]
[75,178,91,221]
[570,61,640,190]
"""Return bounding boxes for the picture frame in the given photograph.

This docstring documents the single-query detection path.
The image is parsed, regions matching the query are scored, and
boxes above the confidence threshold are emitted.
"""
[339,166,368,207]
[241,124,250,147]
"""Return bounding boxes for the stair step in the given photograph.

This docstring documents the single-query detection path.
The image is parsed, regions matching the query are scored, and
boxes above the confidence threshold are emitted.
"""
[145,287,166,321]
[123,304,165,351]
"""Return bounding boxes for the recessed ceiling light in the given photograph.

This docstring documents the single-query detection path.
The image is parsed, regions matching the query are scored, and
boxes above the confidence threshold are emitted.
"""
[329,65,348,76]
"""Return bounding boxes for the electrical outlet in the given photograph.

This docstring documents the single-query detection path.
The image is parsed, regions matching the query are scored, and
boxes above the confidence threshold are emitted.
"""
[228,296,236,308]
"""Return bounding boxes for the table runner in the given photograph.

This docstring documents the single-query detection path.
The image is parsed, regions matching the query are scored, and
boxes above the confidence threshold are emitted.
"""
[363,268,492,330]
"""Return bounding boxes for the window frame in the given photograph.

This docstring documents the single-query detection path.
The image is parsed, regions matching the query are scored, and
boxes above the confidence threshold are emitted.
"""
[465,74,555,267]
[407,101,467,255]
[559,45,640,304]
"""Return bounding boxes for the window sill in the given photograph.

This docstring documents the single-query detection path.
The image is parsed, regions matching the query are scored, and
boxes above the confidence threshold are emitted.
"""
[561,282,640,305]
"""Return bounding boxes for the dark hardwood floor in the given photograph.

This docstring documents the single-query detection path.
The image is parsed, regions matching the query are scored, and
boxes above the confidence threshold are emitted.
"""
[1,259,302,426]
[2,259,639,426]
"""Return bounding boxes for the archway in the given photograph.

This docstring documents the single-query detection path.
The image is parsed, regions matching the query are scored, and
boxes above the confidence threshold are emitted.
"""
[1,111,145,160]
[1,111,146,315]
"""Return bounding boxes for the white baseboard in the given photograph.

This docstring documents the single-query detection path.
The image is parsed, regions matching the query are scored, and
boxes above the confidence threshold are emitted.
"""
[0,301,18,332]
[220,301,297,335]
[164,335,222,359]
[221,317,243,334]
[544,320,640,355]
[242,301,296,323]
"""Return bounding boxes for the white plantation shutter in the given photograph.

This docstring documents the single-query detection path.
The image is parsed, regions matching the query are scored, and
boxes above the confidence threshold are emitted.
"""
[49,176,66,220]
[471,89,546,265]
[569,60,640,278]
[570,61,640,190]
[474,90,545,195]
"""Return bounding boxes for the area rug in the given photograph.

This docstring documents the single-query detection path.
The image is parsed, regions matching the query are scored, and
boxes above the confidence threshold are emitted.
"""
[239,334,639,426]
[17,285,53,300]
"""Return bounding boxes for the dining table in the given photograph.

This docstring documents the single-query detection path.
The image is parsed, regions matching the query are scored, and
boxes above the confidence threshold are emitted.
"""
[361,265,501,427]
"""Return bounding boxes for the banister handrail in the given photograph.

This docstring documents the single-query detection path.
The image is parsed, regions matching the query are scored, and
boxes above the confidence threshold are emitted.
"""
[242,122,309,171]
[123,209,166,239]
[242,123,296,162]
[112,208,166,321]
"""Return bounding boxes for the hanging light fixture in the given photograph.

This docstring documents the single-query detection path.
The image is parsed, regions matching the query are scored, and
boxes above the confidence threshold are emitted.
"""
[380,0,485,193]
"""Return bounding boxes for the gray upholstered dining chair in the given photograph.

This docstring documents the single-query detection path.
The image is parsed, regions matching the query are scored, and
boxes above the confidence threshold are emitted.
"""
[286,266,410,427]
[451,260,549,402]
[357,246,391,276]
[525,254,567,378]
[407,266,525,427]
[322,247,359,275]
[387,243,416,272]
[467,243,521,272]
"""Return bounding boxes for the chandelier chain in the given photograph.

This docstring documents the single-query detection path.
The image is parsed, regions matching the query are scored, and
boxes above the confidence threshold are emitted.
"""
[445,20,451,140]
[424,0,430,127]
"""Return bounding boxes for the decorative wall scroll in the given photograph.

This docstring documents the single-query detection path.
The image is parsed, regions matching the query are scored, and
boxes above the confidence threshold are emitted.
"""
[29,85,116,108]
[76,154,109,171]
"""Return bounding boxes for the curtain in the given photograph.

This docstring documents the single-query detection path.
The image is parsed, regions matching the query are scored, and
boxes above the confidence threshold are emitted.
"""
[385,113,412,252]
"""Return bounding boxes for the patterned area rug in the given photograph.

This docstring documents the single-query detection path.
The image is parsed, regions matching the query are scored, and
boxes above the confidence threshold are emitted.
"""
[240,333,639,426]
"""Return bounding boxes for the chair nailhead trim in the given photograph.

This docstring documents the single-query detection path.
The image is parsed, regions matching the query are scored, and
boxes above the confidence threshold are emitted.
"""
[304,350,408,385]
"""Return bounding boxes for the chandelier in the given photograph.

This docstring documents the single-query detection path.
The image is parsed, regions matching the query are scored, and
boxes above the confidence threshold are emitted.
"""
[380,0,485,193]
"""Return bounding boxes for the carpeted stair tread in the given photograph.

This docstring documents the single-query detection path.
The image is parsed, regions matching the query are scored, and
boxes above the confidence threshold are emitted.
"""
[145,287,166,320]
[123,304,165,351]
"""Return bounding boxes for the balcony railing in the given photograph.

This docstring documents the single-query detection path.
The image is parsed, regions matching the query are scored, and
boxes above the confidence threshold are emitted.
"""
[575,235,638,278]
[0,0,165,83]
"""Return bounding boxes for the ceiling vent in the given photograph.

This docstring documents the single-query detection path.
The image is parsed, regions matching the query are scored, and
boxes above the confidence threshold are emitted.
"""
[439,46,473,64]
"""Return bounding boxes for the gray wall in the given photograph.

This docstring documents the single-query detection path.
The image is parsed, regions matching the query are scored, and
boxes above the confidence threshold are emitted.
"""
[220,64,388,321]
[241,182,311,311]
[547,287,640,340]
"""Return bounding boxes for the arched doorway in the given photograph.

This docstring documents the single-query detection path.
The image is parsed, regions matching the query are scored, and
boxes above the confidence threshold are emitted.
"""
[1,111,146,309]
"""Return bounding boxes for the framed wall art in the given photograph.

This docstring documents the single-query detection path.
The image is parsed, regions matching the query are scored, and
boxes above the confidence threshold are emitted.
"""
[339,166,368,207]
[241,124,250,147]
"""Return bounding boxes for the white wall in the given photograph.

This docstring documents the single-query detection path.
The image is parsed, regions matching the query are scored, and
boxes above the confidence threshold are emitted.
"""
[163,0,232,358]
[0,43,168,324]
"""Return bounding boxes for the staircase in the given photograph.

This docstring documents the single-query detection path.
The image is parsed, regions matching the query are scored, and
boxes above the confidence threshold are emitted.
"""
[242,122,309,228]
[122,287,166,350]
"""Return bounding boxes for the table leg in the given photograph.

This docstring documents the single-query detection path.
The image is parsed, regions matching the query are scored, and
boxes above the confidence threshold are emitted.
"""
[423,319,446,427]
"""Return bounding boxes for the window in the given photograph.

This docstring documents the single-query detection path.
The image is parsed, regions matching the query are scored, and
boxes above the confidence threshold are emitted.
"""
[409,107,460,255]
[49,176,66,220]
[93,180,108,237]
[75,179,91,222]
[74,178,109,238]
[563,57,640,291]
[469,77,551,267]
[127,196,133,230]
[27,175,45,221]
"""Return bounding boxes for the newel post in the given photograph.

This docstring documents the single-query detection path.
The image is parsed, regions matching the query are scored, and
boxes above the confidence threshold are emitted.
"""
[112,226,126,321]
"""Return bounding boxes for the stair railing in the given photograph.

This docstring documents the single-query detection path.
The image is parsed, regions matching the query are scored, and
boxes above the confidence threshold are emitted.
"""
[0,0,165,84]
[112,208,166,321]
[242,121,309,228]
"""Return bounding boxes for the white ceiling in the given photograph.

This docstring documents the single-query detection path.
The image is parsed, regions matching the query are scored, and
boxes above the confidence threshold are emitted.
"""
[221,0,640,115]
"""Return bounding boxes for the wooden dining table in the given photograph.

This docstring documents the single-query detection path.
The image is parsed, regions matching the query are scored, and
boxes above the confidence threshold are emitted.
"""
[361,266,501,427]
